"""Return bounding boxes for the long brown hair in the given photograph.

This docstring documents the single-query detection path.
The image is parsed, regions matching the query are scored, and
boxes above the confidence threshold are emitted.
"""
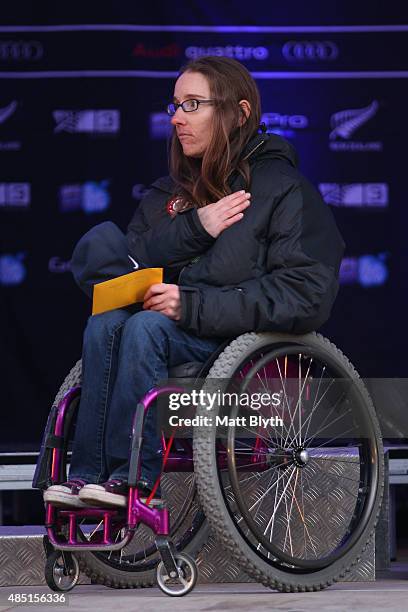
[169,56,261,207]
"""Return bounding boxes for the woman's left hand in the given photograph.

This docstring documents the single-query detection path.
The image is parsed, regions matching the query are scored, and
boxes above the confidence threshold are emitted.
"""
[143,283,181,321]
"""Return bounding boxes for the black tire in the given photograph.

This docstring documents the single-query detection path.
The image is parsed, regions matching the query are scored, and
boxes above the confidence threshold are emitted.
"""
[156,552,198,596]
[193,332,384,592]
[45,551,80,592]
[51,360,209,589]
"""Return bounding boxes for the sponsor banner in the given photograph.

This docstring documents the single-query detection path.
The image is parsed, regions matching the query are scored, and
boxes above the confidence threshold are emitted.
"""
[0,28,407,72]
[319,183,389,208]
[0,23,406,446]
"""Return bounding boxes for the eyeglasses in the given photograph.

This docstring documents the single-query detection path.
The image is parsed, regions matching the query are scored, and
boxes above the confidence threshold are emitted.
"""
[166,98,215,116]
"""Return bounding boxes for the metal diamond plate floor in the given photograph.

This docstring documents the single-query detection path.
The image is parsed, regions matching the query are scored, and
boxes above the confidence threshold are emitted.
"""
[0,526,375,587]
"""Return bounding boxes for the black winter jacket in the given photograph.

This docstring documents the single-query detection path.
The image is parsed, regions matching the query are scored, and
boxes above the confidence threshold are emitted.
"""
[126,133,345,338]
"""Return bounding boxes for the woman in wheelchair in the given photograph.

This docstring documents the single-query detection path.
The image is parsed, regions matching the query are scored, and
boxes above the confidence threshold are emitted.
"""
[43,56,344,511]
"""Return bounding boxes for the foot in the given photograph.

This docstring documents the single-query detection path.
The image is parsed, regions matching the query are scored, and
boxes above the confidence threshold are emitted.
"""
[79,479,163,508]
[137,477,162,500]
[136,479,163,507]
[79,479,128,508]
[43,479,88,508]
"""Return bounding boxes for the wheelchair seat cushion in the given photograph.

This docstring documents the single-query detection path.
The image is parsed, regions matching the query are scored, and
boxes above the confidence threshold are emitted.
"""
[168,361,204,378]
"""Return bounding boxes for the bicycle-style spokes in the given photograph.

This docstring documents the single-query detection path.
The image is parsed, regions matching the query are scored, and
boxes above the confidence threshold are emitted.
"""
[217,345,379,570]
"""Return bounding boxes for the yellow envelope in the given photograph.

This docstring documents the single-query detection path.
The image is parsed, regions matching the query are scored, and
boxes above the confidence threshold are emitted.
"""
[92,268,163,315]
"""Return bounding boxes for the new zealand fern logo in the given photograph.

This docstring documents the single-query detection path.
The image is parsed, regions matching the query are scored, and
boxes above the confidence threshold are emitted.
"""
[330,100,379,140]
[329,100,382,152]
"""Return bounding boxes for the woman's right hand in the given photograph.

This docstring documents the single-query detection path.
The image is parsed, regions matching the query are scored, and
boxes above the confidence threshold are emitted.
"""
[197,191,251,238]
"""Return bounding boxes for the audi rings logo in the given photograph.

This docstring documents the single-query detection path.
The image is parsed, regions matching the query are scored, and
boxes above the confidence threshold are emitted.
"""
[282,40,338,62]
[0,40,44,62]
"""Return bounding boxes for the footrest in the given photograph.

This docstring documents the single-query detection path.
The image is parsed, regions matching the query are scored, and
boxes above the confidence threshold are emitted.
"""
[58,508,120,518]
[140,498,166,509]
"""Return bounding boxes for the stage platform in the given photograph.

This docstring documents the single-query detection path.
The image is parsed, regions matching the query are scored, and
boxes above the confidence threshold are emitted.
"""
[0,524,376,588]
[2,448,406,589]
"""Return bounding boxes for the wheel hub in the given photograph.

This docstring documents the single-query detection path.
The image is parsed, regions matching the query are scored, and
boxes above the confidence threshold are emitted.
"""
[292,447,309,467]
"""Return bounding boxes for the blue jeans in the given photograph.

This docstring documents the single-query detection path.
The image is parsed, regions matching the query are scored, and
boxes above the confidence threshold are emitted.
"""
[69,309,225,489]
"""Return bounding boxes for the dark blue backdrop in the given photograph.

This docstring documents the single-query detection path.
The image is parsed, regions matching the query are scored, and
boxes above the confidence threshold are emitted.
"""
[1,2,407,451]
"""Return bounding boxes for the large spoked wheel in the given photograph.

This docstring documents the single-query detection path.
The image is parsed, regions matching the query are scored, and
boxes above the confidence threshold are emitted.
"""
[193,332,384,592]
[51,361,209,589]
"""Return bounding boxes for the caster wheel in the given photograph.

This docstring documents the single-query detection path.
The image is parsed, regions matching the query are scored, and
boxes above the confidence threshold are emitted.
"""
[156,552,198,596]
[42,535,54,558]
[45,550,80,592]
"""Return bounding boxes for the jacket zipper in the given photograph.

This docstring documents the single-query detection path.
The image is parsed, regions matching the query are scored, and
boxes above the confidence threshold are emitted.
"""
[242,138,266,161]
[178,265,187,284]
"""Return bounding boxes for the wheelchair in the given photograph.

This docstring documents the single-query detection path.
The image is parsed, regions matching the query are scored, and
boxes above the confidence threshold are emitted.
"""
[33,331,384,596]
